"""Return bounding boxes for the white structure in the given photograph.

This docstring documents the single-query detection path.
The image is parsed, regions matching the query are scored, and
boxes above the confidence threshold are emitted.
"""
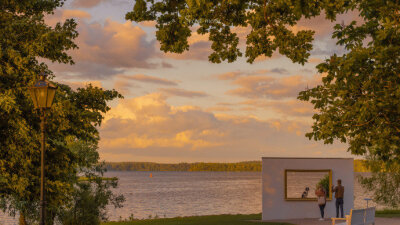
[262,157,354,220]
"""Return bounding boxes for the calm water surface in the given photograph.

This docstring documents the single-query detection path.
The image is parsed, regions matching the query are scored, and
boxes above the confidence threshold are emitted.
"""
[106,171,261,221]
[0,172,386,224]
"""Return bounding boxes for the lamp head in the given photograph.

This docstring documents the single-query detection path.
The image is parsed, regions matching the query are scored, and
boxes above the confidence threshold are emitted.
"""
[29,72,57,109]
[38,71,47,81]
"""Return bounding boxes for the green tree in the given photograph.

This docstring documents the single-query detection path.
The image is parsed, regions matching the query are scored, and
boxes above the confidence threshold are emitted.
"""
[317,175,330,197]
[0,0,123,223]
[57,139,124,225]
[126,0,317,64]
[126,0,400,206]
[53,138,124,225]
[359,153,400,208]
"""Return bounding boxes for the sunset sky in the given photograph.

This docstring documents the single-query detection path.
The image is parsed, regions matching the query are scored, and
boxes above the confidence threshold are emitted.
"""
[46,0,360,162]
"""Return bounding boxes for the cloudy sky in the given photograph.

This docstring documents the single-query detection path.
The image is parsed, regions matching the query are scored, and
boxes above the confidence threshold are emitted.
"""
[46,0,359,162]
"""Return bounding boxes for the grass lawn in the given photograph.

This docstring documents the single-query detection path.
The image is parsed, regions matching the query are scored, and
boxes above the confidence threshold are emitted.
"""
[376,209,400,218]
[102,214,293,225]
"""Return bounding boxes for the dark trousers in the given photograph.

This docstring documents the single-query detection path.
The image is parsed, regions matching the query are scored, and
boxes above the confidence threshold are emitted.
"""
[318,204,326,218]
[336,198,344,218]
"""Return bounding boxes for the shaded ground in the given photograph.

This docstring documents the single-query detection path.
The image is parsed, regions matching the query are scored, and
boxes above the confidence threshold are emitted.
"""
[262,217,400,225]
[103,213,400,225]
[103,214,292,225]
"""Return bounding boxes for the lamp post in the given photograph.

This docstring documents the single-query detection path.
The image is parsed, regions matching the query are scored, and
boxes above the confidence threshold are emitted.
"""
[29,72,57,225]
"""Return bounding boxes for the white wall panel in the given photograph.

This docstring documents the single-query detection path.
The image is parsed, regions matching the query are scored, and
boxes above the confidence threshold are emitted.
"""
[262,157,354,220]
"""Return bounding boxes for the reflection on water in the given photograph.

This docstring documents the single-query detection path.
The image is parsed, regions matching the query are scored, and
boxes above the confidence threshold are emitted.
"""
[0,172,390,224]
[286,171,330,199]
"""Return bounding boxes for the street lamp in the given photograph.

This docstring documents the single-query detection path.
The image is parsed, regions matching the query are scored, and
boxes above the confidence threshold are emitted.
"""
[29,72,57,225]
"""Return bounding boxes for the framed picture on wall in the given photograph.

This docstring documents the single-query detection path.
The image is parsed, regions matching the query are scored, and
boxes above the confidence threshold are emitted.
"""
[284,169,332,201]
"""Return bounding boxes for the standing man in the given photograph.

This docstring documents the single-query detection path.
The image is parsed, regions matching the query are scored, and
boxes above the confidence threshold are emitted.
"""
[332,179,345,218]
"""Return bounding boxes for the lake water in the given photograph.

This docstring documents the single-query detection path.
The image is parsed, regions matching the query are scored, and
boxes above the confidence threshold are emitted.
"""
[0,172,386,224]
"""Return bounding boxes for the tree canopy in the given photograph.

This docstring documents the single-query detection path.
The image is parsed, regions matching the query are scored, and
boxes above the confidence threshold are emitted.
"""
[125,0,354,64]
[0,0,123,223]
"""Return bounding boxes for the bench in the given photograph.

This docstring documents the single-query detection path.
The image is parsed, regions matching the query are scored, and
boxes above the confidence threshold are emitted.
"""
[365,207,375,225]
[331,207,375,225]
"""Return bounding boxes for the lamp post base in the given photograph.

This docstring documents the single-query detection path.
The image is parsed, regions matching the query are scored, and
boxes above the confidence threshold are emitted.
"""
[39,200,46,225]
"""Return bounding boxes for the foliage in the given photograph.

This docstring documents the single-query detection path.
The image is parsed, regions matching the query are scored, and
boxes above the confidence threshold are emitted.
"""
[105,161,262,172]
[0,0,123,223]
[126,0,322,64]
[317,175,330,197]
[58,162,125,225]
[359,156,400,208]
[354,160,369,172]
[102,214,292,225]
[298,0,400,161]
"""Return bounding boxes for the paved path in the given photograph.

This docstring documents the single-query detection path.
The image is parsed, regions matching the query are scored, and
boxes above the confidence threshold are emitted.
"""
[261,217,400,225]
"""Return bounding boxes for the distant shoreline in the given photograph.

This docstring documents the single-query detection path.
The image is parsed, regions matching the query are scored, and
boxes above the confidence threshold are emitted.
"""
[104,160,368,172]
[105,161,262,172]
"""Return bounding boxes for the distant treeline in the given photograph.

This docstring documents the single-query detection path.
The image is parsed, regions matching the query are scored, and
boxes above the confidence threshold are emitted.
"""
[105,161,262,172]
[105,160,370,172]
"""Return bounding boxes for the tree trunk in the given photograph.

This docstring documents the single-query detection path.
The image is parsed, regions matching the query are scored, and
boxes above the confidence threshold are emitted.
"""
[19,213,27,225]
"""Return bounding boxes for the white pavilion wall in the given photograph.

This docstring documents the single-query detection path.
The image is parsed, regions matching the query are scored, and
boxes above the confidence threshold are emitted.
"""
[262,157,354,220]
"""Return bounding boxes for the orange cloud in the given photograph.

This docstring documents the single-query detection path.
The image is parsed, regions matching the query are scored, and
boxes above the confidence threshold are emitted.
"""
[293,10,363,38]
[113,80,140,96]
[71,0,106,8]
[102,131,221,150]
[159,88,208,98]
[215,69,284,81]
[98,93,349,162]
[45,9,91,26]
[139,21,157,27]
[206,106,232,112]
[308,57,324,64]
[216,71,243,80]
[102,93,223,150]
[117,74,178,86]
[253,51,282,62]
[241,99,316,117]
[74,20,156,69]
[232,26,251,43]
[59,80,102,90]
[46,13,160,79]
[164,41,211,61]
[226,74,321,99]
[188,31,209,45]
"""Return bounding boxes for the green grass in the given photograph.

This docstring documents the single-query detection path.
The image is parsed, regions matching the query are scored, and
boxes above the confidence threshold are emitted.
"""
[102,214,293,225]
[376,209,400,218]
[78,176,118,181]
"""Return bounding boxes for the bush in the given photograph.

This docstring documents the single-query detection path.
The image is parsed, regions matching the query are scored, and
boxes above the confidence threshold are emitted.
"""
[57,163,125,225]
[317,175,330,197]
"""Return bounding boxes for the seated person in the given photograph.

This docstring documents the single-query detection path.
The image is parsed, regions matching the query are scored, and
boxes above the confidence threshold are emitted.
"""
[301,187,310,198]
